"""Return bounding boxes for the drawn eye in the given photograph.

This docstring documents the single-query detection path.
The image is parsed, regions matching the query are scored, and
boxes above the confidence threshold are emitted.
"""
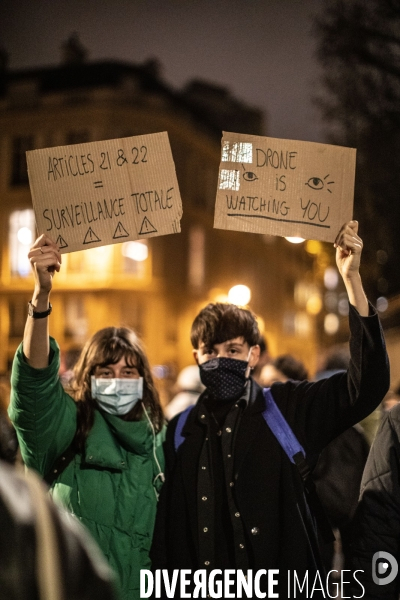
[305,174,335,193]
[306,177,324,190]
[243,171,258,182]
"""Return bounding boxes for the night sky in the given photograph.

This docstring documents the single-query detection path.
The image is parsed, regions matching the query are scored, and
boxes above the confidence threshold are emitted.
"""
[0,0,324,143]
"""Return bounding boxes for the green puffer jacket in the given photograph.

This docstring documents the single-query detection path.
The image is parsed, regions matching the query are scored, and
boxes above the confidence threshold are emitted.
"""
[9,338,165,600]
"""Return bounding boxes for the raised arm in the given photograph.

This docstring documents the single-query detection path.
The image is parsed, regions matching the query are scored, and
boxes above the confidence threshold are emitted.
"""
[23,234,61,368]
[334,220,369,316]
[271,221,389,454]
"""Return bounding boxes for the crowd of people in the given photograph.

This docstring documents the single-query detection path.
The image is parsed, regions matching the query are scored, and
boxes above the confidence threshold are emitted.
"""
[1,221,399,599]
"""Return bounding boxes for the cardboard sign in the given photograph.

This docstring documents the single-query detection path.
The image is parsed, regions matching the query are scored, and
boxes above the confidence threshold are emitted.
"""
[214,132,356,243]
[27,132,182,253]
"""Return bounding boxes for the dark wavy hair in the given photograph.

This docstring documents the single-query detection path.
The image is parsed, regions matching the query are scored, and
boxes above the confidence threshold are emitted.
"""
[190,303,260,349]
[68,327,163,452]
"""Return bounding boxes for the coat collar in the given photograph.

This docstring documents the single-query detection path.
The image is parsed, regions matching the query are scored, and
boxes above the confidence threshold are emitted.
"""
[82,410,153,470]
[247,379,267,412]
[234,381,266,472]
[179,379,266,459]
[182,378,265,434]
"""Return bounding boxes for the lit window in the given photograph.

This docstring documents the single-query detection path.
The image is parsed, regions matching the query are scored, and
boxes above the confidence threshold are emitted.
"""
[9,209,36,276]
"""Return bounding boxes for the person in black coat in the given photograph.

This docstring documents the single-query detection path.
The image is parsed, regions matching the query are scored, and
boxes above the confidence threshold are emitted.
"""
[150,221,390,599]
[351,403,400,599]
[0,460,119,600]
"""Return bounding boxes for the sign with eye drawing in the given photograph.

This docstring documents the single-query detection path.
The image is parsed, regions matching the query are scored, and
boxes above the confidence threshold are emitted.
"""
[214,132,356,243]
[27,132,182,254]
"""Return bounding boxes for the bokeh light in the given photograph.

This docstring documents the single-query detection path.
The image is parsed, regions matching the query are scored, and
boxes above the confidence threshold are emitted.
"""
[338,292,349,316]
[122,241,148,262]
[228,285,251,306]
[377,297,388,313]
[285,237,305,244]
[17,227,33,245]
[257,316,265,334]
[324,292,338,312]
[324,313,339,335]
[305,240,321,255]
[306,294,322,315]
[323,267,339,290]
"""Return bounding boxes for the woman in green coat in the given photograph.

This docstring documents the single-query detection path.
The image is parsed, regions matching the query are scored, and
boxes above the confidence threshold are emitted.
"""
[9,234,165,600]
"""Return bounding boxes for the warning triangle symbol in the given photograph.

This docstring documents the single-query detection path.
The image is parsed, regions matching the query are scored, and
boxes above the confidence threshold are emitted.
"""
[139,217,158,235]
[113,221,129,239]
[83,227,101,245]
[55,235,68,249]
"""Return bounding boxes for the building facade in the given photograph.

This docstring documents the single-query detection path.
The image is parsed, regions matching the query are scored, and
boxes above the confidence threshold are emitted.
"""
[0,42,328,400]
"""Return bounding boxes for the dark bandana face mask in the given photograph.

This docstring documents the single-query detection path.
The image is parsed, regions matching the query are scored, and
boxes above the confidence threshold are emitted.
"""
[199,356,249,401]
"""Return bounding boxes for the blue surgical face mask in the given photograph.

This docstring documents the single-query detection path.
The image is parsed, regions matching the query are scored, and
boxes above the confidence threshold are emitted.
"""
[91,376,143,415]
[199,351,252,401]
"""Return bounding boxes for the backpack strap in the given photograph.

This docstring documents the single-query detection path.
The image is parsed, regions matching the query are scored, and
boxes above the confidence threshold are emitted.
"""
[174,406,194,452]
[262,387,334,543]
[262,387,308,476]
[172,387,333,543]
[174,390,309,470]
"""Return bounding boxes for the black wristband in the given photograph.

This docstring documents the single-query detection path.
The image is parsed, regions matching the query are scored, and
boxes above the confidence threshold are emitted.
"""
[28,301,52,319]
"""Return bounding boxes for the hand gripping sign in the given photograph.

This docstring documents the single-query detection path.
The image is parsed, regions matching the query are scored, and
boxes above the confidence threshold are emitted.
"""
[27,132,182,253]
[214,132,356,243]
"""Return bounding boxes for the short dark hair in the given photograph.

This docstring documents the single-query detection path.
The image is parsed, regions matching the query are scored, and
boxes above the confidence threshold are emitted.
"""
[323,347,350,372]
[273,354,308,381]
[190,303,260,349]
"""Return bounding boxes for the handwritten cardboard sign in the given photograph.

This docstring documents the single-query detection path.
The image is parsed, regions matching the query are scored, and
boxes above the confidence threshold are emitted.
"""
[214,132,356,243]
[27,132,182,253]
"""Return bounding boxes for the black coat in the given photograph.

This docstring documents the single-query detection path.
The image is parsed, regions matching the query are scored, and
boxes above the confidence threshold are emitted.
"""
[351,403,400,599]
[0,460,118,600]
[151,306,389,597]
